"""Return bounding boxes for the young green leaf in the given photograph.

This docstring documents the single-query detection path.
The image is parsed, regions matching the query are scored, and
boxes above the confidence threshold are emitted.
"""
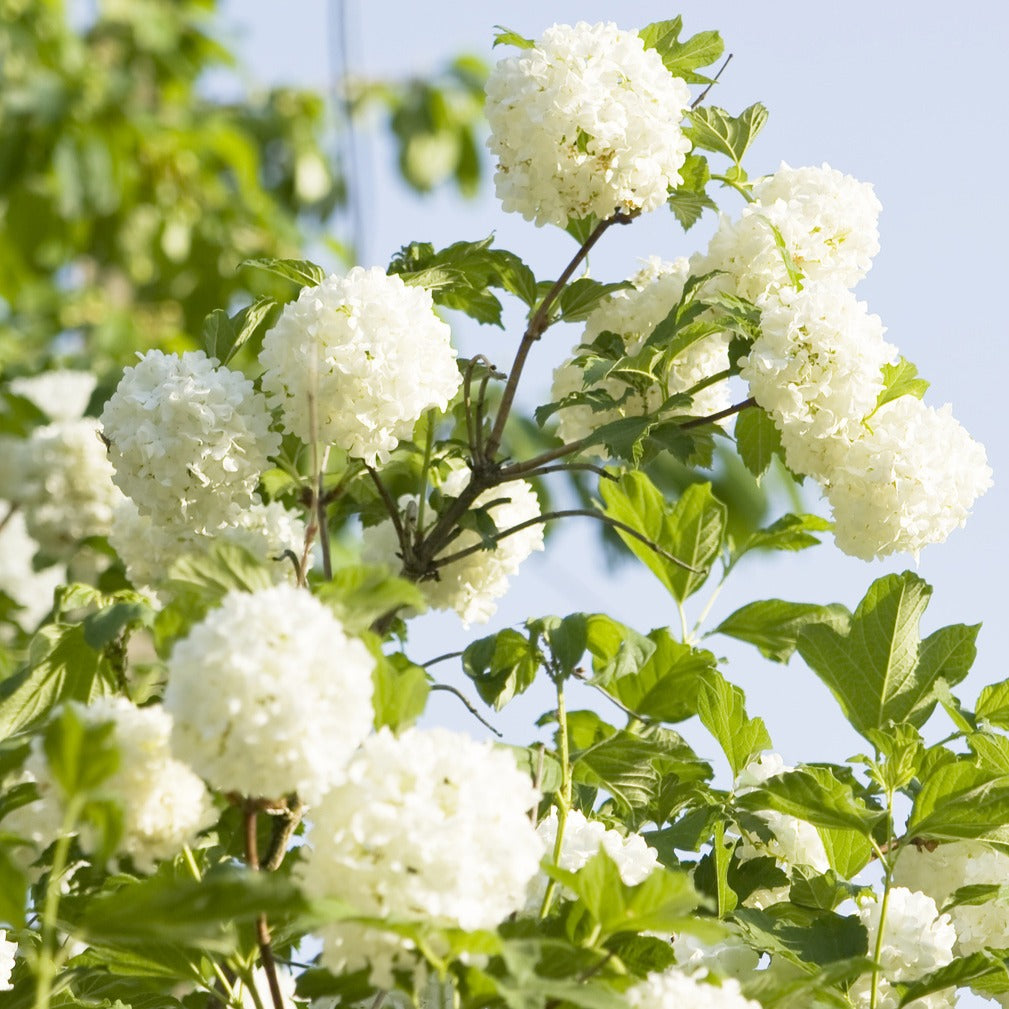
[873,356,930,414]
[240,256,326,290]
[695,672,771,777]
[685,103,769,167]
[370,653,430,731]
[713,599,850,663]
[462,628,543,709]
[734,406,781,480]
[493,26,535,49]
[639,19,725,84]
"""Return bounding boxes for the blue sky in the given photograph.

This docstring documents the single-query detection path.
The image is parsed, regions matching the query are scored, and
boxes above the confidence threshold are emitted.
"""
[220,1,1008,775]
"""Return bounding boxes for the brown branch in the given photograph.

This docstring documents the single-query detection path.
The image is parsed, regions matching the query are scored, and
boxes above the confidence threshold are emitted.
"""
[263,798,304,872]
[429,683,503,738]
[680,396,756,429]
[431,508,704,573]
[316,473,333,581]
[243,803,286,1009]
[691,53,734,109]
[497,436,596,478]
[483,215,620,460]
[366,464,409,558]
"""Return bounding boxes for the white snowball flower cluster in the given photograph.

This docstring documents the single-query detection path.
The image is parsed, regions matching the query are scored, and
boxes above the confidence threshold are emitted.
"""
[0,931,14,992]
[739,284,895,479]
[100,350,280,531]
[164,584,374,803]
[0,511,65,631]
[734,754,829,876]
[699,163,881,301]
[486,22,691,227]
[527,808,658,910]
[259,268,461,465]
[827,397,993,559]
[627,969,763,1009]
[894,840,1009,955]
[362,468,544,626]
[9,369,97,421]
[552,258,731,450]
[297,726,543,987]
[3,698,215,871]
[110,498,305,595]
[849,887,956,1009]
[16,418,125,558]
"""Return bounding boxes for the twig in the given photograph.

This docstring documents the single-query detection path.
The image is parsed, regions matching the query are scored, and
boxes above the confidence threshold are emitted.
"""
[691,53,733,109]
[0,502,17,536]
[680,396,756,430]
[430,683,503,738]
[431,508,704,573]
[243,804,286,1009]
[497,436,595,478]
[483,215,621,460]
[523,462,617,482]
[423,650,465,668]
[263,798,304,872]
[366,464,409,557]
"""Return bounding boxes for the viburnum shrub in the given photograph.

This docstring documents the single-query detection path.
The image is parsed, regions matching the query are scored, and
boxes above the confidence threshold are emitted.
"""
[0,16,1002,1009]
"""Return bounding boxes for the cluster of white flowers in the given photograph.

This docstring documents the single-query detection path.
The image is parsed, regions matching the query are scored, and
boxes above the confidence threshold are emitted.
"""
[99,350,280,531]
[671,933,760,980]
[0,931,14,991]
[551,258,731,450]
[110,498,305,594]
[528,808,658,910]
[849,887,956,1009]
[0,511,65,631]
[734,753,829,881]
[627,969,763,1009]
[486,22,691,227]
[363,467,544,625]
[9,369,97,422]
[259,268,461,465]
[164,585,374,803]
[700,162,990,558]
[3,698,214,871]
[894,840,1009,956]
[297,726,542,986]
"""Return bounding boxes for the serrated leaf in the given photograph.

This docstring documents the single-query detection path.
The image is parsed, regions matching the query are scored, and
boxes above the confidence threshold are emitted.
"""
[978,679,1009,729]
[686,103,768,167]
[640,19,724,84]
[462,628,542,710]
[370,652,429,731]
[695,672,771,777]
[573,731,662,812]
[737,766,884,833]
[240,256,326,289]
[557,278,632,324]
[907,760,1009,841]
[599,473,725,602]
[894,953,1009,1006]
[565,213,600,244]
[314,564,427,634]
[734,406,781,479]
[735,513,833,560]
[816,826,874,878]
[874,356,929,414]
[713,599,850,663]
[796,572,978,738]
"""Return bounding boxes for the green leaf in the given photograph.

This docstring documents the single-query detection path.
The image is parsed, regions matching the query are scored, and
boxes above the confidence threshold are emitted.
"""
[599,473,725,602]
[493,26,535,49]
[894,953,1009,1007]
[907,760,1009,841]
[583,614,657,684]
[44,705,119,797]
[165,542,276,607]
[734,513,833,560]
[240,256,326,290]
[667,153,717,230]
[873,357,929,414]
[0,624,105,738]
[816,826,874,878]
[735,907,868,969]
[81,598,155,650]
[734,406,781,479]
[548,850,699,938]
[462,628,542,710]
[370,653,430,731]
[640,19,725,84]
[796,572,978,738]
[976,678,1009,728]
[695,673,771,777]
[573,731,662,813]
[557,278,632,324]
[685,104,769,167]
[594,628,718,722]
[315,565,427,634]
[737,767,884,833]
[0,845,28,926]
[713,600,850,663]
[565,213,600,245]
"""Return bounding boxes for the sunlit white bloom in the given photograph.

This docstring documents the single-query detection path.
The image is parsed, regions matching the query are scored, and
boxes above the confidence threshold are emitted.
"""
[528,808,658,910]
[698,163,881,302]
[849,887,956,1009]
[298,727,542,987]
[10,369,97,421]
[3,699,215,871]
[740,283,895,478]
[486,22,691,227]
[259,268,461,464]
[552,258,731,450]
[827,397,992,560]
[735,754,829,873]
[215,501,306,577]
[894,840,1009,955]
[627,969,763,1009]
[0,510,65,631]
[100,350,279,531]
[671,933,760,980]
[0,931,14,991]
[17,418,125,558]
[164,585,374,802]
